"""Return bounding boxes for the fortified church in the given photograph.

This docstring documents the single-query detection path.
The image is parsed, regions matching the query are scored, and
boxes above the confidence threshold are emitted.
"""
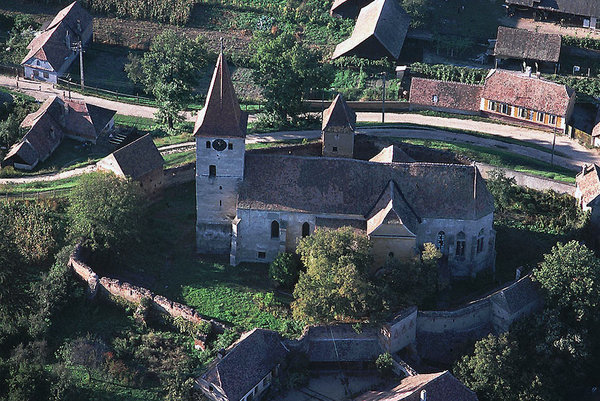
[195,51,497,277]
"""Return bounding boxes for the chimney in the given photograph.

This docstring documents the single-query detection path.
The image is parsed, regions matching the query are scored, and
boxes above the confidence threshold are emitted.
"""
[420,390,427,401]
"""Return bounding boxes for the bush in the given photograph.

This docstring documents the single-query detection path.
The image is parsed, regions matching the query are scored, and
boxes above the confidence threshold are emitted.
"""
[410,62,489,84]
[375,352,394,376]
[269,252,301,289]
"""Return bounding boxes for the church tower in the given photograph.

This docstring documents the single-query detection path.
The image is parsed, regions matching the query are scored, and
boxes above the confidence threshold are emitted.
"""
[195,49,248,254]
[322,93,356,158]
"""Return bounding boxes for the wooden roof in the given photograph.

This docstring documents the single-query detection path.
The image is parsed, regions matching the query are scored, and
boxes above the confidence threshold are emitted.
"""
[332,0,411,60]
[494,26,561,63]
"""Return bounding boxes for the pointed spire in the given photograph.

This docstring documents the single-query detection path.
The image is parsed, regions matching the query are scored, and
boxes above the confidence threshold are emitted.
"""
[322,93,356,133]
[193,50,247,138]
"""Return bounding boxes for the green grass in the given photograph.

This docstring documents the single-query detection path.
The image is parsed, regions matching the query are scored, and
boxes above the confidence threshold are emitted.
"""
[392,138,576,183]
[104,182,304,337]
[0,175,82,195]
[163,150,195,167]
[114,114,157,131]
[153,133,194,148]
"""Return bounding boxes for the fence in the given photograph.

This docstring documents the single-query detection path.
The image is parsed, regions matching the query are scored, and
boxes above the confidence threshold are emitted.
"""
[0,187,71,201]
[55,78,155,106]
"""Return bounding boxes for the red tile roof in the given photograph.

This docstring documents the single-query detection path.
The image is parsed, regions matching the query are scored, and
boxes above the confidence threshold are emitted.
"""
[409,78,484,112]
[355,371,478,401]
[576,164,600,206]
[194,53,247,138]
[482,69,574,116]
[21,2,92,71]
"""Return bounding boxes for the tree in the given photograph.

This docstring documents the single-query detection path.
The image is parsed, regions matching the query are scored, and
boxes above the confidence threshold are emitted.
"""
[485,169,517,212]
[534,241,600,325]
[125,30,208,131]
[378,243,440,310]
[67,172,145,254]
[269,252,301,289]
[292,227,375,323]
[375,353,394,377]
[250,31,333,125]
[58,336,108,384]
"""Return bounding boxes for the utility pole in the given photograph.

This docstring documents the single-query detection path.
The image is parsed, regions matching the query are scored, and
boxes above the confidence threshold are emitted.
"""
[381,71,386,124]
[71,41,85,91]
[551,117,557,166]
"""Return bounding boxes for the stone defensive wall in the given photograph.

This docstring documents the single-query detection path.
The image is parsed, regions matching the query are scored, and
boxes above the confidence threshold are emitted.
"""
[163,163,195,188]
[68,244,226,334]
[476,162,575,195]
[414,275,542,365]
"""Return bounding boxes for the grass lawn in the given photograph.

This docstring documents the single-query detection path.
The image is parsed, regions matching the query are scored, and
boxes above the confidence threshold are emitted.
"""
[163,150,195,168]
[102,182,304,337]
[0,175,81,195]
[392,138,576,183]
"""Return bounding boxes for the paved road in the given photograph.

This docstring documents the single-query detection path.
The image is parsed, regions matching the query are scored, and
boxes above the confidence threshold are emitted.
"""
[1,124,591,185]
[357,112,600,169]
[0,74,197,122]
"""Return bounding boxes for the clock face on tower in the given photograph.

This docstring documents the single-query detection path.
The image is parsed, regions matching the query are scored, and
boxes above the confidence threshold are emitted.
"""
[212,139,227,151]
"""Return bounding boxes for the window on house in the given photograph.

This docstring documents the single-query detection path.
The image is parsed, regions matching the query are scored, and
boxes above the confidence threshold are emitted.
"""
[456,232,466,257]
[548,115,557,125]
[34,70,39,76]
[477,229,485,254]
[43,72,49,79]
[537,112,545,123]
[527,110,534,120]
[228,142,233,150]
[332,146,338,152]
[206,141,211,148]
[271,221,279,238]
[258,251,266,259]
[500,104,510,115]
[432,95,439,103]
[518,108,527,118]
[437,231,445,250]
[487,100,496,111]
[302,222,310,237]
[209,165,216,177]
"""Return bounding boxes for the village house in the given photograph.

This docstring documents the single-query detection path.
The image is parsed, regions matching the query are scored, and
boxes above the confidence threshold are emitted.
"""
[409,78,484,115]
[195,51,496,277]
[493,26,561,72]
[97,134,164,194]
[196,328,288,401]
[21,1,92,83]
[481,69,576,132]
[506,0,600,30]
[354,371,479,401]
[332,0,411,60]
[2,96,115,170]
[321,93,356,158]
[409,69,576,133]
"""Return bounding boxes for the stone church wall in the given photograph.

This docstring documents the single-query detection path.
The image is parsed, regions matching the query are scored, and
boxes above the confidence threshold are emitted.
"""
[68,244,227,333]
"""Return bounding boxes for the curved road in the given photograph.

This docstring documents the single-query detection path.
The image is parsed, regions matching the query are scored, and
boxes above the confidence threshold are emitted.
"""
[0,125,587,185]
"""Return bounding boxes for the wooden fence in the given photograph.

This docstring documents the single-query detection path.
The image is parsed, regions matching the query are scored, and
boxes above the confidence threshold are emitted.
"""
[56,78,154,106]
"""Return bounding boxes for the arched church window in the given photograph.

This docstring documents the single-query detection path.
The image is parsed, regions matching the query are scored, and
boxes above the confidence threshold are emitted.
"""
[302,222,310,237]
[271,221,279,238]
[477,229,485,254]
[437,231,445,250]
[456,232,466,257]
[209,165,216,177]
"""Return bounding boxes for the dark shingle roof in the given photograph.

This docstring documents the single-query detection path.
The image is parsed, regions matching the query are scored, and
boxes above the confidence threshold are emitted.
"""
[332,0,411,60]
[22,2,92,71]
[494,26,561,63]
[366,180,420,235]
[305,325,383,362]
[409,78,484,113]
[202,329,287,401]
[106,134,164,180]
[506,0,535,7]
[537,0,600,18]
[323,93,356,132]
[331,0,374,18]
[355,371,479,401]
[238,155,494,221]
[492,275,540,315]
[482,69,574,116]
[194,53,248,138]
